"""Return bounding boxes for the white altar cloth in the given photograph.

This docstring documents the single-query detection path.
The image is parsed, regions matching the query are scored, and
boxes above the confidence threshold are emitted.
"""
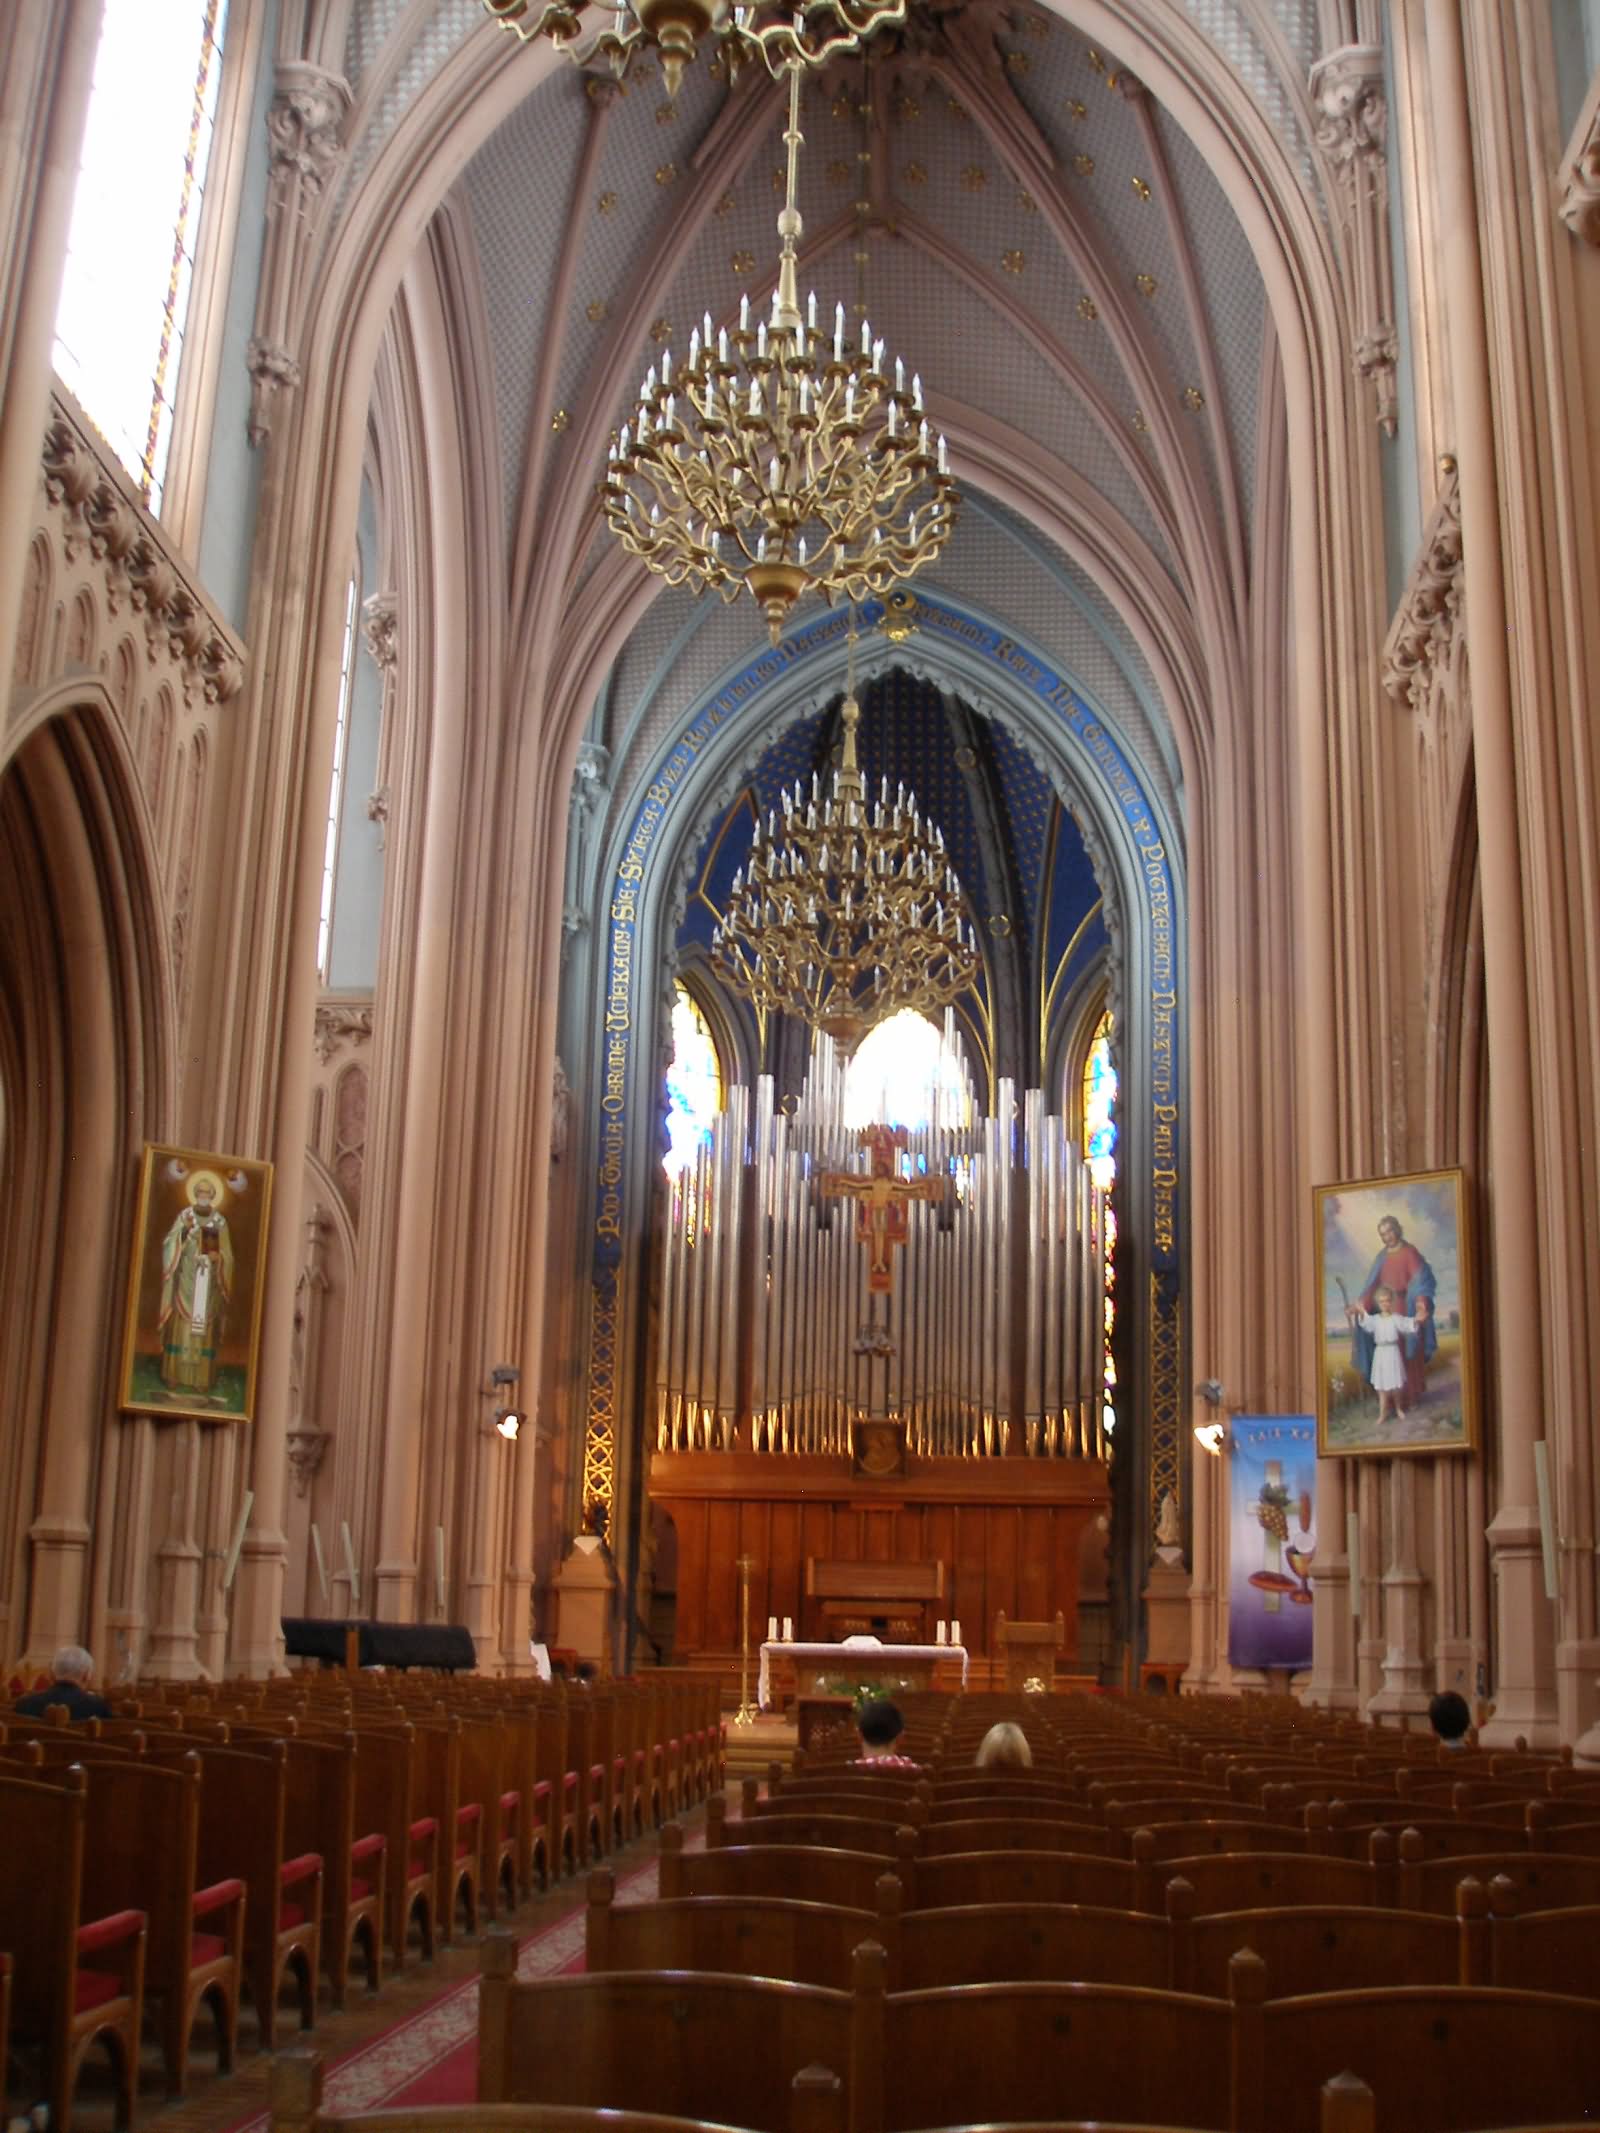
[758,1638,969,1710]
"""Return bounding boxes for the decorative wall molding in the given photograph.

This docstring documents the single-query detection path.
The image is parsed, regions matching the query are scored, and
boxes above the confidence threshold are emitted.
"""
[1558,101,1600,246]
[361,589,397,845]
[313,993,375,1062]
[1381,459,1463,712]
[248,61,352,447]
[1310,43,1399,435]
[36,392,246,709]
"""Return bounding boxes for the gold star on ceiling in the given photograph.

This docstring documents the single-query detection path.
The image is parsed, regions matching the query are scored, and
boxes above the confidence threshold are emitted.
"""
[1132,408,1149,432]
[827,159,851,184]
[962,165,988,191]
[1077,293,1099,320]
[597,192,617,215]
[1001,249,1025,274]
[714,192,735,218]
[656,164,678,186]
[903,161,927,185]
[1067,98,1087,119]
[730,249,756,275]
[1004,50,1030,74]
[1073,153,1095,176]
[896,93,921,121]
[656,103,675,124]
[1017,190,1038,214]
[1182,385,1206,410]
[1134,273,1157,298]
[1132,175,1152,200]
[550,408,570,433]
[650,317,673,342]
[947,96,968,119]
[586,299,608,322]
[1086,47,1106,73]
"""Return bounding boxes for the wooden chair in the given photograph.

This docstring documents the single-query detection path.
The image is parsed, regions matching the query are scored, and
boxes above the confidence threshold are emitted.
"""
[1483,1877,1600,2000]
[917,1816,1111,1858]
[707,1796,917,1861]
[1144,1841,1394,1917]
[587,1867,899,1988]
[1396,1840,1600,1914]
[478,1932,852,2133]
[911,1849,1141,1913]
[282,1729,385,2007]
[849,1940,1234,2132]
[991,1611,1067,1693]
[77,1749,246,2095]
[269,2047,844,2133]
[658,1823,911,1911]
[741,1777,922,1827]
[896,1899,1171,1991]
[0,1767,146,2131]
[343,1722,436,1971]
[1170,1883,1474,1997]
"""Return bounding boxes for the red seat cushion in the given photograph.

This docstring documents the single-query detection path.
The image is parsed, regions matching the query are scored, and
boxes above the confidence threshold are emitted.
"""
[456,1802,482,1827]
[351,1832,385,1866]
[533,1779,552,1801]
[76,1909,144,1956]
[563,1771,578,1794]
[190,1932,228,1967]
[280,1852,321,1890]
[74,1969,121,2014]
[590,1763,605,1782]
[409,1816,439,1843]
[192,1878,244,1920]
[500,1789,520,1813]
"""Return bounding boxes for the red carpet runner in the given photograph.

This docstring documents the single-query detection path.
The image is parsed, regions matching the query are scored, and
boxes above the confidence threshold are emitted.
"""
[227,1836,695,2129]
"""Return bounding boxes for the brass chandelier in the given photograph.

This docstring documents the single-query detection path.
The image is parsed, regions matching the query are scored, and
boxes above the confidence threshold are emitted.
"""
[601,59,957,644]
[711,626,982,1046]
[483,0,907,101]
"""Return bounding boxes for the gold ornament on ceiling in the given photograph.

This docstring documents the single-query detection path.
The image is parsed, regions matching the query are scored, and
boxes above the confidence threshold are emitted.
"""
[1067,97,1087,119]
[715,191,736,217]
[962,165,988,191]
[1134,272,1157,298]
[947,96,967,119]
[551,408,570,433]
[1182,385,1206,411]
[650,316,674,342]
[587,299,608,322]
[597,191,617,215]
[482,0,910,104]
[1004,50,1030,74]
[1017,189,1038,214]
[833,94,854,119]
[603,60,957,646]
[1086,47,1106,73]
[895,92,921,121]
[1131,175,1152,200]
[731,249,757,275]
[656,102,675,123]
[1025,10,1049,35]
[711,617,980,1048]
[1131,408,1149,432]
[903,161,927,184]
[656,163,679,185]
[1073,153,1095,177]
[827,158,851,184]
[1001,249,1025,274]
[1077,294,1098,320]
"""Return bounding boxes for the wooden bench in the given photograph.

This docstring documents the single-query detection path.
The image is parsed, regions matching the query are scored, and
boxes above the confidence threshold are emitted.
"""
[917,1817,1112,1858]
[896,1898,1171,1991]
[479,1933,852,2133]
[0,1767,146,2131]
[1396,1841,1600,1915]
[587,1868,899,1988]
[1483,1877,1600,1999]
[659,1825,910,1912]
[707,1797,919,1863]
[280,1729,385,2007]
[913,1849,1143,1913]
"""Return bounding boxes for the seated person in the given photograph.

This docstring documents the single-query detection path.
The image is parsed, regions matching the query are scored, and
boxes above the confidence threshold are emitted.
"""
[1428,1688,1472,1750]
[851,1697,922,1771]
[14,1643,113,1722]
[976,1720,1032,1769]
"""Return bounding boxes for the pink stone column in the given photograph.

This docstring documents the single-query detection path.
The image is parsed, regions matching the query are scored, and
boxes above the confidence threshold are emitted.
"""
[1424,0,1556,1745]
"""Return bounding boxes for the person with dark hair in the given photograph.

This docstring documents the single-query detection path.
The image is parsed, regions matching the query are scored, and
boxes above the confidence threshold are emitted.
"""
[1429,1689,1472,1749]
[13,1644,112,1722]
[850,1697,922,1771]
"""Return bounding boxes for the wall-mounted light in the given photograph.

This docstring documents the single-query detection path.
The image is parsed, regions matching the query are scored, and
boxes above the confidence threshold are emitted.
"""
[1193,1379,1228,1455]
[487,1363,523,1442]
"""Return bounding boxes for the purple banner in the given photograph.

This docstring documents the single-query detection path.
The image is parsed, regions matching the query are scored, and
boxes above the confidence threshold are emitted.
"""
[1227,1414,1317,1672]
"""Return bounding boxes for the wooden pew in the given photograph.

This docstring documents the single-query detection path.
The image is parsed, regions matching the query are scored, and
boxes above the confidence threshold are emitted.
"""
[896,1899,1171,1991]
[478,1932,852,2133]
[912,1849,1143,1913]
[280,1730,385,2007]
[707,1797,917,1860]
[336,1722,436,1972]
[1396,1839,1600,1915]
[1169,1879,1477,1996]
[76,1749,246,2095]
[849,1940,1235,2132]
[412,1716,481,1945]
[269,2046,844,2133]
[1140,1840,1395,1917]
[587,1867,899,1988]
[0,1767,146,2131]
[150,1737,321,2049]
[741,1777,921,1826]
[1483,1876,1600,2000]
[917,1817,1112,1858]
[658,1824,907,1912]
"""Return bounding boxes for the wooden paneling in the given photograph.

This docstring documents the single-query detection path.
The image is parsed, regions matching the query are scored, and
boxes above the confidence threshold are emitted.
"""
[650,1451,1108,1664]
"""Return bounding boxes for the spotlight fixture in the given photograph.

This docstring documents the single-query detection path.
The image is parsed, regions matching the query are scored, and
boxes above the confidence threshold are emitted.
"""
[602,58,955,644]
[494,1410,523,1442]
[1193,1420,1228,1456]
[483,0,908,103]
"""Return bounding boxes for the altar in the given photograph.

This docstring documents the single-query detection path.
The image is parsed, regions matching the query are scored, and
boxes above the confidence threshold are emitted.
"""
[758,1634,970,1711]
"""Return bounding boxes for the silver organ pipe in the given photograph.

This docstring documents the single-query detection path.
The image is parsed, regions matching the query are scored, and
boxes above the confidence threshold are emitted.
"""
[654,1032,1106,1461]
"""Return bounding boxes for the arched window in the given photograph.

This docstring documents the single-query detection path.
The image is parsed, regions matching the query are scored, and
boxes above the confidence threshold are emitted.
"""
[843,1009,970,1132]
[54,0,230,512]
[664,986,722,1175]
[1081,1011,1118,1442]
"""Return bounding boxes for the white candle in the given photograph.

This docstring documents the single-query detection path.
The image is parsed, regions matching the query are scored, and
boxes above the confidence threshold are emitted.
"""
[222,1490,254,1590]
[935,1620,947,1645]
[767,1615,778,1642]
[781,1616,793,1642]
[950,1619,961,1646]
[341,1521,361,1613]
[310,1521,329,1601]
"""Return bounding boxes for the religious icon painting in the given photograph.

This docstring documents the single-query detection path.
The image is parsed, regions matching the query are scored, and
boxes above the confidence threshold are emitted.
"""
[1227,1414,1316,1673]
[118,1143,274,1423]
[1313,1167,1477,1458]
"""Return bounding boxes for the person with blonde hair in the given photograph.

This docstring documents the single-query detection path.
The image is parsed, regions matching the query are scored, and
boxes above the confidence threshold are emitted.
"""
[976,1720,1032,1769]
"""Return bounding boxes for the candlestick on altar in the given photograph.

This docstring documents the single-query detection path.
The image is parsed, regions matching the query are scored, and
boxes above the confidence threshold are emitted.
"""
[735,1554,757,1726]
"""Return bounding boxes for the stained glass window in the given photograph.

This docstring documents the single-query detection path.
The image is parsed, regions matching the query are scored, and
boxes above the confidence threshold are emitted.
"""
[54,0,230,512]
[844,1009,968,1132]
[1081,1011,1117,1440]
[664,986,722,1175]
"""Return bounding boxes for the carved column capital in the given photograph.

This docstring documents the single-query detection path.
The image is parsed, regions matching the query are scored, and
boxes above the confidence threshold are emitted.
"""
[1559,106,1600,246]
[313,996,375,1062]
[265,61,351,196]
[285,1428,331,1497]
[361,590,398,672]
[1381,459,1463,710]
[1310,43,1386,172]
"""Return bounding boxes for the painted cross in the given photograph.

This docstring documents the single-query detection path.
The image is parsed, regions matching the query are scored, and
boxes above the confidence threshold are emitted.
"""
[821,1123,944,1294]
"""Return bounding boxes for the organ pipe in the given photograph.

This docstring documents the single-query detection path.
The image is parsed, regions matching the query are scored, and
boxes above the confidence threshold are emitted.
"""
[655,1032,1107,1458]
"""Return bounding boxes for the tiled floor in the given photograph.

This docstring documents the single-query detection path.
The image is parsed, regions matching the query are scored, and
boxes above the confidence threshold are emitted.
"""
[29,1796,713,2133]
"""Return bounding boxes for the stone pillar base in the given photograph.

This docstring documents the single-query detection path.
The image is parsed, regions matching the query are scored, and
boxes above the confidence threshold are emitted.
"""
[23,1514,92,1667]
[1556,1639,1600,1754]
[229,1529,288,1679]
[373,1562,416,1622]
[1303,1555,1361,1709]
[1478,1506,1560,1748]
[553,1536,617,1671]
[1142,1554,1190,1671]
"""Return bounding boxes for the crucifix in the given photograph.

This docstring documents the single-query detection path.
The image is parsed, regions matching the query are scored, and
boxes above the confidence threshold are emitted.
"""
[821,1124,945,1441]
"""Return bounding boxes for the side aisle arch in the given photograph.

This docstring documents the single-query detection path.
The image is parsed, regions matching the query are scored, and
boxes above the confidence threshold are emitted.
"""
[578,590,1186,1641]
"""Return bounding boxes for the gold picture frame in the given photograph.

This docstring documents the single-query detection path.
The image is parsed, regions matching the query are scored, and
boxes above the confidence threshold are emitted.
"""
[1314,1166,1477,1458]
[118,1143,274,1422]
